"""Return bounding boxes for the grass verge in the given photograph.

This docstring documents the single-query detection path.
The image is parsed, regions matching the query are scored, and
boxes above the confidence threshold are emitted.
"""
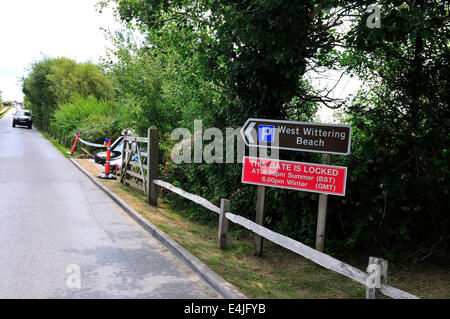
[39,128,82,158]
[0,107,10,120]
[73,158,450,299]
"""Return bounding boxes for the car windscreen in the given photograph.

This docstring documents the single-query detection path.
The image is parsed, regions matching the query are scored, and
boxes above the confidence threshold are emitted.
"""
[16,111,30,116]
[112,139,124,154]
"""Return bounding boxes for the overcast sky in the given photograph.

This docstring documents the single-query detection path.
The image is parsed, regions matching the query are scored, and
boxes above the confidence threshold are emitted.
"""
[0,0,121,101]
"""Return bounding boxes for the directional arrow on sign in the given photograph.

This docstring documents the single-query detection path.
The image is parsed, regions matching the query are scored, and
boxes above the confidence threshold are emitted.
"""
[240,118,352,155]
[240,119,280,149]
[243,121,256,144]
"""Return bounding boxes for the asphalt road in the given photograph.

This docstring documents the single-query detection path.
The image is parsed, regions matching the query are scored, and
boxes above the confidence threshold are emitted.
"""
[0,108,220,299]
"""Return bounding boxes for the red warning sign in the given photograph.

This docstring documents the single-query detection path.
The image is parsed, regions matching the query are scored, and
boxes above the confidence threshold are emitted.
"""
[242,156,347,196]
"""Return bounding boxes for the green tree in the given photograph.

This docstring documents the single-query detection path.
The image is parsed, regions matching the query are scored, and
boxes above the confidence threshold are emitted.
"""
[102,0,344,126]
[22,57,114,127]
[328,0,449,261]
[102,26,229,136]
[48,58,113,105]
[22,57,59,125]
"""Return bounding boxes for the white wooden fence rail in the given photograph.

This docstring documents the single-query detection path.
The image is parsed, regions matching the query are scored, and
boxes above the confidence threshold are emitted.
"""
[153,179,221,214]
[152,179,419,299]
[124,136,148,143]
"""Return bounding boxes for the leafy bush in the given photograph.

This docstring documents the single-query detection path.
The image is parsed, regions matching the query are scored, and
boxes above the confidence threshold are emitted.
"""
[22,57,114,128]
[51,95,121,147]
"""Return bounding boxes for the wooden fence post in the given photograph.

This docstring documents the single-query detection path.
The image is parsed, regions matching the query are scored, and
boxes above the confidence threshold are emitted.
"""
[366,257,388,299]
[148,126,159,206]
[218,199,230,249]
[315,153,331,252]
[58,132,62,144]
[254,185,266,256]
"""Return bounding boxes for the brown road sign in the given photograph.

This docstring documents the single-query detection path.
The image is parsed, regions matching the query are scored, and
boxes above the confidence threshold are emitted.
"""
[241,118,352,155]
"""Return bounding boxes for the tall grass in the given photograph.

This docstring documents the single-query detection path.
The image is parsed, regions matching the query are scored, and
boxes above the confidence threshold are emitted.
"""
[52,95,121,145]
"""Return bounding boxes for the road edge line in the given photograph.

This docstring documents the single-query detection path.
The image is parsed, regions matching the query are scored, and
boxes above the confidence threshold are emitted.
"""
[69,158,247,300]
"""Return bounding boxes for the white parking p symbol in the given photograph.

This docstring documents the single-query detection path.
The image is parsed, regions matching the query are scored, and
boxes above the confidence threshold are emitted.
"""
[258,125,274,142]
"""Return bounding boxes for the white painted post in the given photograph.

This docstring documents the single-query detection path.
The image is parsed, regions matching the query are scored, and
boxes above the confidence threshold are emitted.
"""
[120,139,127,178]
[366,257,388,299]
[120,139,130,183]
